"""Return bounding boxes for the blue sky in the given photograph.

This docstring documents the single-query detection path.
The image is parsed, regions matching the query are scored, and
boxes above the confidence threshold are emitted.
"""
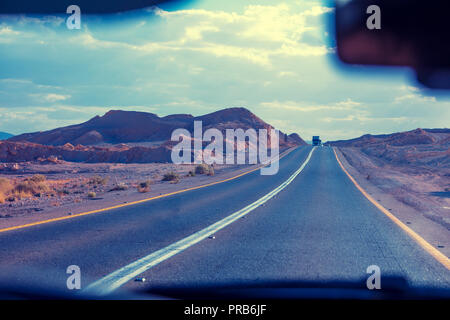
[0,0,449,141]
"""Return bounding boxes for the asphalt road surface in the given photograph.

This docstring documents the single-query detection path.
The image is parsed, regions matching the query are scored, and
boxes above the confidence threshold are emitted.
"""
[0,146,449,297]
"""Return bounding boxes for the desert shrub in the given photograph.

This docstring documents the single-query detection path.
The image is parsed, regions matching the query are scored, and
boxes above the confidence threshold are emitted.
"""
[29,174,46,183]
[137,180,151,193]
[88,175,109,186]
[162,172,179,183]
[0,177,52,201]
[195,164,209,174]
[87,191,96,198]
[139,181,151,188]
[0,178,13,203]
[14,182,37,195]
[12,180,49,199]
[109,183,128,192]
[186,171,196,177]
[195,164,214,176]
[57,189,70,196]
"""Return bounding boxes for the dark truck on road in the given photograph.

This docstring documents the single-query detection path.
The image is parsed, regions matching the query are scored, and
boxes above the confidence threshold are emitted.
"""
[312,136,322,146]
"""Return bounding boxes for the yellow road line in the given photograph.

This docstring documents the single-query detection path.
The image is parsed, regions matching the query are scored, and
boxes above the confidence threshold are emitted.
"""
[0,148,297,234]
[333,147,450,270]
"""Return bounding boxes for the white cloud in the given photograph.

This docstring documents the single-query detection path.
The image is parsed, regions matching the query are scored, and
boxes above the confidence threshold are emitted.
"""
[2,15,64,27]
[0,78,30,84]
[29,93,71,103]
[0,25,21,43]
[70,3,333,67]
[183,24,220,42]
[394,85,437,103]
[0,78,61,89]
[277,71,297,77]
[394,93,436,103]
[0,26,20,36]
[260,98,362,112]
[321,115,410,123]
[154,7,245,23]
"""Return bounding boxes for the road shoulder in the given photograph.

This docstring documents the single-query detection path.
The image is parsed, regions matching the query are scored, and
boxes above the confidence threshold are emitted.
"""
[334,147,450,259]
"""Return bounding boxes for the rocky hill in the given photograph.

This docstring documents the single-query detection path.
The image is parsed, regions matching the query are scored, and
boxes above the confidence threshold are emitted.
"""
[9,108,305,147]
[2,108,306,164]
[328,128,450,169]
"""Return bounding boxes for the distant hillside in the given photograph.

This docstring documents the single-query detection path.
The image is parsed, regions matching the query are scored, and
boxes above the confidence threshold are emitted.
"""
[327,128,450,147]
[327,128,449,169]
[0,132,13,140]
[10,107,306,148]
[287,133,307,146]
[1,108,306,164]
[0,140,173,164]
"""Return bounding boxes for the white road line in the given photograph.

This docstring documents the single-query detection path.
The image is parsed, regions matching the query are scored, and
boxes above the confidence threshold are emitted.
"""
[84,147,316,295]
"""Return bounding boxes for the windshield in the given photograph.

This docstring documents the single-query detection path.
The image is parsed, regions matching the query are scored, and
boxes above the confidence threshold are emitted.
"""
[0,0,449,303]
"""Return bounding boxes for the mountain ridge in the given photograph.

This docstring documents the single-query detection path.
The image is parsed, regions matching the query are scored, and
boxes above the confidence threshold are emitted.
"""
[1,108,306,164]
[0,132,13,140]
[327,127,449,169]
[9,107,306,147]
[327,128,449,147]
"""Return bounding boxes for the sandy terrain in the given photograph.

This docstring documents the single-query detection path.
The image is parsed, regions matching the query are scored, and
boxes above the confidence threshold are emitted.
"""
[0,162,247,228]
[0,147,296,230]
[336,147,450,257]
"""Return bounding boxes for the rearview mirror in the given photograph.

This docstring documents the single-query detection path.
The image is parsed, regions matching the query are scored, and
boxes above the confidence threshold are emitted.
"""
[335,0,450,89]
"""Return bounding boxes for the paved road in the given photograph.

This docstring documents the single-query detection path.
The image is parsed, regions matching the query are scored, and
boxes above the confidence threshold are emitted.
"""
[0,146,448,296]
